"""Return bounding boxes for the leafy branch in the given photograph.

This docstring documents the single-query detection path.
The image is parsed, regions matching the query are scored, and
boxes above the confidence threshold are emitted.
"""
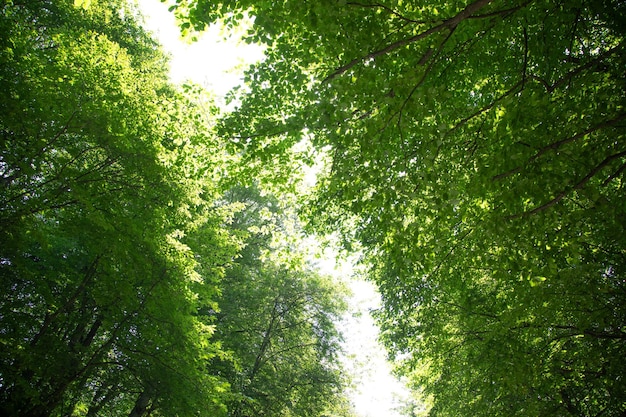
[494,112,626,181]
[507,149,626,219]
[323,0,495,82]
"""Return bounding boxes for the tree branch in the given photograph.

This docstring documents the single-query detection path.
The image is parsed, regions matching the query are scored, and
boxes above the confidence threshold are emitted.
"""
[323,0,495,82]
[507,149,626,219]
[467,1,534,19]
[346,1,426,24]
[602,161,626,186]
[396,26,457,131]
[530,41,625,94]
[494,113,626,181]
[447,80,523,138]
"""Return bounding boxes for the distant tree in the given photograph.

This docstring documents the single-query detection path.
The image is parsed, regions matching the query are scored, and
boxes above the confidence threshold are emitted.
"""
[211,186,355,417]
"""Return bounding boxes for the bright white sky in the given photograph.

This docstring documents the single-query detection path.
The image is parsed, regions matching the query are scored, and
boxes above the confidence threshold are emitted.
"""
[137,1,411,416]
[136,0,265,101]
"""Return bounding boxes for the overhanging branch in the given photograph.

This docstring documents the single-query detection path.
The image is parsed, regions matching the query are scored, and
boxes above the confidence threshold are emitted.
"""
[507,149,626,219]
[323,0,495,82]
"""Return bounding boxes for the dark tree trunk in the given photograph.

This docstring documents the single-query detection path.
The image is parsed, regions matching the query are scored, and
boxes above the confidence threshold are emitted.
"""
[128,390,153,417]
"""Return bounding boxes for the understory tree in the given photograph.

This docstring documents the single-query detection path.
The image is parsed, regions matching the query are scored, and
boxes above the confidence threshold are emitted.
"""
[173,0,626,416]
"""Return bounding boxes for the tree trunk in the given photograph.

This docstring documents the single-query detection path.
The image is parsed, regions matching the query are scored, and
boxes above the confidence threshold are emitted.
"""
[128,390,152,417]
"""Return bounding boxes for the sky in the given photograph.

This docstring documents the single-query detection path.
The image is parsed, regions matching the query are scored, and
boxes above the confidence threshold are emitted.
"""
[136,0,264,100]
[136,2,411,416]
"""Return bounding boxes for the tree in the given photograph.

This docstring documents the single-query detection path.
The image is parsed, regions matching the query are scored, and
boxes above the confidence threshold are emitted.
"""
[0,1,235,415]
[174,1,626,415]
[210,186,355,417]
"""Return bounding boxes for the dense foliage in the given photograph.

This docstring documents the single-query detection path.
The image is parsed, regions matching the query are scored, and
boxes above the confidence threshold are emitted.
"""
[0,1,352,416]
[213,187,352,417]
[173,0,626,416]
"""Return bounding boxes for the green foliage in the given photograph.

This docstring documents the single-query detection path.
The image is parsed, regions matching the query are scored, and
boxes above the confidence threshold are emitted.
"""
[0,1,235,415]
[177,0,626,416]
[211,186,355,417]
[0,3,355,417]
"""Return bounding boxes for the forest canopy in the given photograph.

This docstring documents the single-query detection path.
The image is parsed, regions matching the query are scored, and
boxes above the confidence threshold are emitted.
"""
[0,1,353,416]
[1,0,625,416]
[171,0,626,416]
